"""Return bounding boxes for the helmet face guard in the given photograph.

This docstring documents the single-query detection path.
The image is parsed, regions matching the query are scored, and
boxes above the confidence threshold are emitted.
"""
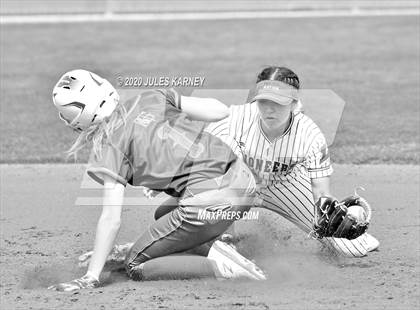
[57,101,87,132]
[52,70,119,131]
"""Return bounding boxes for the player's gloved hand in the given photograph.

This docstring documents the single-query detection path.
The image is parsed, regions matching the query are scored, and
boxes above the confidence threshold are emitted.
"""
[311,188,371,240]
[48,273,99,292]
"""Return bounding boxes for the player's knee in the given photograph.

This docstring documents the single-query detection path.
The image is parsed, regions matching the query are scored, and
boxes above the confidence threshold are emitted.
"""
[154,205,166,220]
[124,251,149,281]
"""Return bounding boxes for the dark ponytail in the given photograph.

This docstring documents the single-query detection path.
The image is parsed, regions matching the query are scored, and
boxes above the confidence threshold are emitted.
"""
[256,66,300,90]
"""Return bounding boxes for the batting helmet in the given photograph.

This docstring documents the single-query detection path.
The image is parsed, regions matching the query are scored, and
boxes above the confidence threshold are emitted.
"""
[52,69,119,131]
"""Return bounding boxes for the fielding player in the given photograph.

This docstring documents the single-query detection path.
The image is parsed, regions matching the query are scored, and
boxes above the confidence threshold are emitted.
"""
[206,66,380,257]
[48,69,266,292]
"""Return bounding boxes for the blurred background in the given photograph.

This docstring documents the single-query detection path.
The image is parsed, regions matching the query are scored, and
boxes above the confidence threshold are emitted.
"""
[1,1,419,15]
[0,0,419,164]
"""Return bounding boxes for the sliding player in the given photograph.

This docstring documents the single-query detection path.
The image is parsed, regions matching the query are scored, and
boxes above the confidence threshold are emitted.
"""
[48,69,265,292]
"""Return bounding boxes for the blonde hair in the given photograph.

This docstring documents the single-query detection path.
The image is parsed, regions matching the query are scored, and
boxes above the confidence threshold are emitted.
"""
[67,103,127,161]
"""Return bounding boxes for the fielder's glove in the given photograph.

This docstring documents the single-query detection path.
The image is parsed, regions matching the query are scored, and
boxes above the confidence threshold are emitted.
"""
[311,187,371,240]
[47,274,99,292]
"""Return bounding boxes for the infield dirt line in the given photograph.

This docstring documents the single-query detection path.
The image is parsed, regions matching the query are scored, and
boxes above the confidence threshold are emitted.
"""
[1,163,418,202]
[1,9,419,24]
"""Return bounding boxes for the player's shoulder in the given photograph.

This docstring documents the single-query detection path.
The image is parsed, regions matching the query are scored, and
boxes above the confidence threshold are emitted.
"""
[113,94,153,135]
[293,113,328,147]
[121,94,143,120]
[124,88,176,115]
[293,112,321,132]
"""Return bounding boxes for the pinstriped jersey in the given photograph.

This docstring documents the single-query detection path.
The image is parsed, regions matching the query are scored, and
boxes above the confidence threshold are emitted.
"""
[206,102,332,186]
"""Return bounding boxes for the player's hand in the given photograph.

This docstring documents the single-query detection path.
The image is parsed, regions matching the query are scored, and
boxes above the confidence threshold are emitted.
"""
[312,188,371,240]
[48,274,99,292]
[78,243,133,269]
[78,250,94,268]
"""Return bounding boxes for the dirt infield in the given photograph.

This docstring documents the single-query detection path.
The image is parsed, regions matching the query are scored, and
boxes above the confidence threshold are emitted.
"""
[0,164,419,310]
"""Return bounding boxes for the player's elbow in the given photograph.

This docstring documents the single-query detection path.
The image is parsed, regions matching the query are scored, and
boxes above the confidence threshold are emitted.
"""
[192,97,230,121]
[211,101,230,121]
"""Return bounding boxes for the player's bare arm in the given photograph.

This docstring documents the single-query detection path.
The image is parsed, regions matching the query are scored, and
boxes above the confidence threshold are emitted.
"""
[311,176,331,202]
[180,95,229,122]
[49,175,124,291]
[87,176,124,279]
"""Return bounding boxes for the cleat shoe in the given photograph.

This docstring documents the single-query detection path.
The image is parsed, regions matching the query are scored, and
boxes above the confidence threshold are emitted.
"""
[208,240,266,280]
